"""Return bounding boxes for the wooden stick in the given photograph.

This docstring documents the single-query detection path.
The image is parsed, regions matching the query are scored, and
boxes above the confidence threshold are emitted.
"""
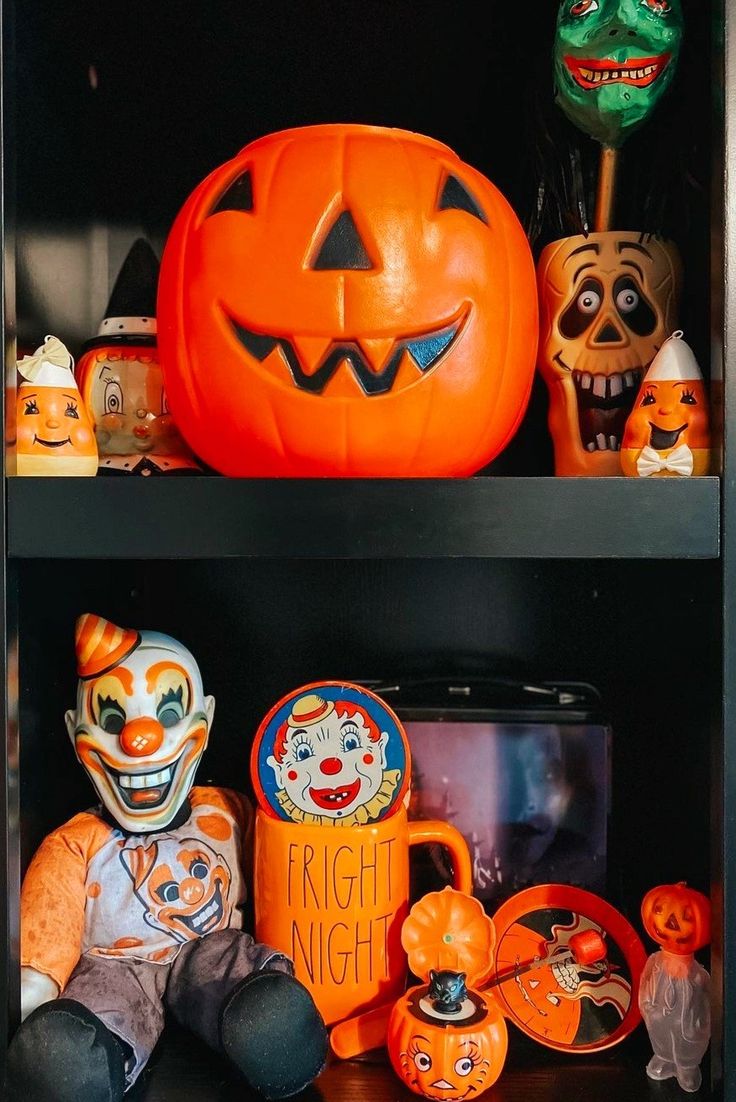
[594,146,619,232]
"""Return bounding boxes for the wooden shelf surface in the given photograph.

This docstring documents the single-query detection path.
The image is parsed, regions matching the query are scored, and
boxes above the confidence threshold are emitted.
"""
[129,1022,713,1101]
[6,476,720,560]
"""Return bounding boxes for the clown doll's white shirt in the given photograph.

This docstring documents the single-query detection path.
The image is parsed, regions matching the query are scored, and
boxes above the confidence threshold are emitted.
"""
[83,789,247,963]
[20,788,249,990]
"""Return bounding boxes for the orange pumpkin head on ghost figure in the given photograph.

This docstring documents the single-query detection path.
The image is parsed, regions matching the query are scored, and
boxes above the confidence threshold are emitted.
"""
[157,124,538,477]
[641,882,710,956]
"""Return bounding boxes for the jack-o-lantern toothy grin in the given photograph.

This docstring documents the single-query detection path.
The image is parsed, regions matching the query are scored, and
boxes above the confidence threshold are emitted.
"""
[230,314,465,396]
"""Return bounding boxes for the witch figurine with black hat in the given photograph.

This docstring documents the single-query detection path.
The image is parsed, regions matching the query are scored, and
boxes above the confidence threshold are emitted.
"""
[77,238,203,475]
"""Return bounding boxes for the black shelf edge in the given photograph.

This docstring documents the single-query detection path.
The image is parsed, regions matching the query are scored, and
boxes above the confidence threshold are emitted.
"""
[6,476,720,560]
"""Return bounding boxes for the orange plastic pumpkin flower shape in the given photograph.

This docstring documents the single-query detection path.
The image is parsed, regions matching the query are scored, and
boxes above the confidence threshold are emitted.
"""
[641,881,711,956]
[402,886,496,986]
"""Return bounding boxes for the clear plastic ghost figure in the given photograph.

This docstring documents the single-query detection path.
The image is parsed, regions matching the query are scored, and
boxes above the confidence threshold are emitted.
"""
[639,882,711,1093]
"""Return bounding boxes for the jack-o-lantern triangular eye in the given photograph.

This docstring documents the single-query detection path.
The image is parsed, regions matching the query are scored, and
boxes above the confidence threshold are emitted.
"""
[311,210,374,270]
[438,174,488,225]
[209,170,254,215]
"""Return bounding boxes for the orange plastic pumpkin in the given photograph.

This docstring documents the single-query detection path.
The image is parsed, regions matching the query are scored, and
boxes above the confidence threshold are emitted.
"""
[388,985,508,1101]
[402,886,495,988]
[389,888,507,1099]
[641,882,710,956]
[157,124,538,477]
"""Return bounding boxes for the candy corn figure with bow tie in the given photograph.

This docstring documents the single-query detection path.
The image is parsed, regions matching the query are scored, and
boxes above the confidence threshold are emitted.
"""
[621,332,711,478]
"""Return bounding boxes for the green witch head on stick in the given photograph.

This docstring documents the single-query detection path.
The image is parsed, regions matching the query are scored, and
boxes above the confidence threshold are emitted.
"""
[553,0,683,229]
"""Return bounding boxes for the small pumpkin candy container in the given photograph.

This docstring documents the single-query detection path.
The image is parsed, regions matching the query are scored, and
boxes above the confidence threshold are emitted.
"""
[621,332,710,478]
[387,887,508,1100]
[16,335,98,476]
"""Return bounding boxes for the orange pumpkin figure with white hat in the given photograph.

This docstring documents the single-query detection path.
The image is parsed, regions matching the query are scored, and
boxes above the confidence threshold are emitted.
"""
[16,335,98,476]
[6,614,327,1102]
[621,331,711,477]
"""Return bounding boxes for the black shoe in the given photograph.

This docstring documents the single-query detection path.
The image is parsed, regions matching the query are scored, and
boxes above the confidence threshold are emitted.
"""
[6,999,127,1102]
[221,971,327,1099]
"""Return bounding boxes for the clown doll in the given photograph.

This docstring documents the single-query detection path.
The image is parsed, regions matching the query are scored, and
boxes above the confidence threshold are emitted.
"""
[621,331,711,477]
[7,615,327,1102]
[265,691,403,825]
[76,239,202,475]
[16,335,98,476]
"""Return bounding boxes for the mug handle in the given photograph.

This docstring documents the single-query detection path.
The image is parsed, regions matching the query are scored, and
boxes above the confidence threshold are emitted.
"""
[408,819,472,895]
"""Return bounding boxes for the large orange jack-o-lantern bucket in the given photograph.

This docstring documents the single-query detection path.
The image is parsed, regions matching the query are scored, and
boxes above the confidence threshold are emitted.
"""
[157,124,538,477]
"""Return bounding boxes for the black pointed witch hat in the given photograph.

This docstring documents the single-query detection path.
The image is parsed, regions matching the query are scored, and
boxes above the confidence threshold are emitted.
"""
[85,238,159,350]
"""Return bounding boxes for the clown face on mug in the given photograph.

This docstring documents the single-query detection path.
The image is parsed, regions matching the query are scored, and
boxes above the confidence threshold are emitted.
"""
[266,693,402,826]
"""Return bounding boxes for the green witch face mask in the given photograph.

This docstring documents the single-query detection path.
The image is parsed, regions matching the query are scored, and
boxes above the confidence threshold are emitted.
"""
[554,0,683,148]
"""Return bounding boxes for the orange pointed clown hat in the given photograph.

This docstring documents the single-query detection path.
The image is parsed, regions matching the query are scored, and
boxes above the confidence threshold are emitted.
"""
[75,613,141,680]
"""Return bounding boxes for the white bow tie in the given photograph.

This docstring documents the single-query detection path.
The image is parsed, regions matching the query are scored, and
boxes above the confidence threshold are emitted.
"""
[636,443,694,478]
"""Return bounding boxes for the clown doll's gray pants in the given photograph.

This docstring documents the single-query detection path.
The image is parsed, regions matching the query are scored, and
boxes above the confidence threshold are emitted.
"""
[62,929,291,1088]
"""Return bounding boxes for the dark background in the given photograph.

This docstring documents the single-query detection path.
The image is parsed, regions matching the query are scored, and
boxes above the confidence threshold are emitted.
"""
[13,0,711,476]
[10,0,715,964]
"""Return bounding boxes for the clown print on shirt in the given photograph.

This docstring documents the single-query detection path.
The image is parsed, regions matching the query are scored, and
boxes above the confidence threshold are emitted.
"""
[20,788,249,990]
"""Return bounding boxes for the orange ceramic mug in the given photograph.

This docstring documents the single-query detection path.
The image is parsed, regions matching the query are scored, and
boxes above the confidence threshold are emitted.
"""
[254,807,472,1025]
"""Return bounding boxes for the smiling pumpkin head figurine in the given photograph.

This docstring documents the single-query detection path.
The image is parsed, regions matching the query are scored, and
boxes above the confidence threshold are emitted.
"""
[16,335,98,476]
[621,331,710,477]
[7,613,327,1102]
[537,232,681,474]
[639,882,711,1093]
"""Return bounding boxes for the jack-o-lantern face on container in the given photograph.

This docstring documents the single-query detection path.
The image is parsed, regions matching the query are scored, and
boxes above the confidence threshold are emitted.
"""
[641,882,710,956]
[388,985,508,1100]
[158,125,538,476]
[537,232,682,475]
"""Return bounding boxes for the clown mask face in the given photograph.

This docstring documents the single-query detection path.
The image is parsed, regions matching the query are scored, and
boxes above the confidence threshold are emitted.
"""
[554,0,683,148]
[121,836,232,942]
[80,349,189,459]
[537,231,681,475]
[66,614,215,833]
[267,695,389,820]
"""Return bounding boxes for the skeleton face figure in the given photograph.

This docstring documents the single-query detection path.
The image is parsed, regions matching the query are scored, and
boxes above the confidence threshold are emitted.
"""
[537,231,681,475]
[66,614,215,833]
[121,836,232,943]
[554,0,684,148]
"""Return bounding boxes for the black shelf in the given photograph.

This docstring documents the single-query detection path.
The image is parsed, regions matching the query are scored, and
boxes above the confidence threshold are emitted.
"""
[6,476,720,560]
[130,1022,710,1102]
